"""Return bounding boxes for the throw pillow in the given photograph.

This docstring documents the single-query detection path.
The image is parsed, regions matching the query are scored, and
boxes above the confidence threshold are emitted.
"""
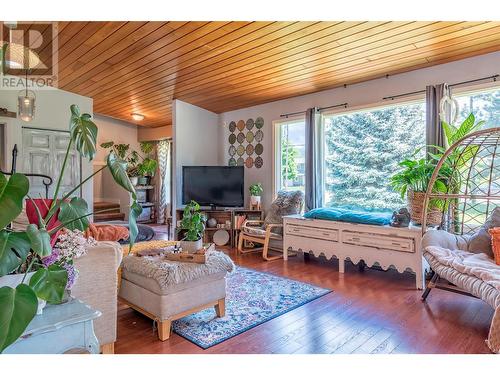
[263,190,304,234]
[467,207,500,258]
[488,227,500,266]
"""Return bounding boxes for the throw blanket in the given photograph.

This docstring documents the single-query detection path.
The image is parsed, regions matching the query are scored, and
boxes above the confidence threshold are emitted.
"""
[121,249,235,289]
[84,223,129,242]
[425,246,500,291]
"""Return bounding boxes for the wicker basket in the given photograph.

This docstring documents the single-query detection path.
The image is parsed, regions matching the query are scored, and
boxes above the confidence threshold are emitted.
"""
[407,190,442,226]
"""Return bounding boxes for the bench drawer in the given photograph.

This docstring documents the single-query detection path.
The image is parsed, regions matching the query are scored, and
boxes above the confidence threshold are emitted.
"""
[285,224,339,242]
[342,231,414,253]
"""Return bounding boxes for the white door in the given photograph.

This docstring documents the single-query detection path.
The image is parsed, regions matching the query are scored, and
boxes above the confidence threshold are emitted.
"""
[22,128,81,199]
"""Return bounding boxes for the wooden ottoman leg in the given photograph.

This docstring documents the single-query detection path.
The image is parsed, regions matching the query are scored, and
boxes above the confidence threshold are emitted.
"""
[215,298,226,318]
[158,320,172,341]
[101,343,114,354]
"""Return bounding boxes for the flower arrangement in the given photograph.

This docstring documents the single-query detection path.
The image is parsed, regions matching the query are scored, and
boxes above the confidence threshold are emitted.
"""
[42,229,97,290]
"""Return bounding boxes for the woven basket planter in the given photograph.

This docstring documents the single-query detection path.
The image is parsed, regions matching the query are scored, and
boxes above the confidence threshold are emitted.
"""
[407,190,442,226]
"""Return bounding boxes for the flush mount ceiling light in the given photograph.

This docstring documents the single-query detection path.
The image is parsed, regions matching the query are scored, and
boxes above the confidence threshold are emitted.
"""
[1,42,42,69]
[131,113,145,121]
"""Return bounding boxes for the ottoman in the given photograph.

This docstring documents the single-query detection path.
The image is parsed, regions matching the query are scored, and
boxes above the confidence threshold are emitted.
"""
[119,249,234,341]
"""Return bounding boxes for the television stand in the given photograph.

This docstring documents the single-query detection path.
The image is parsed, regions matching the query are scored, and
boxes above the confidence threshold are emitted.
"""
[175,208,263,247]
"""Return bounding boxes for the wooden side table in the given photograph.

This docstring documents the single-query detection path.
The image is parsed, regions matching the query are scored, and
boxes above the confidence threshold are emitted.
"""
[3,298,101,354]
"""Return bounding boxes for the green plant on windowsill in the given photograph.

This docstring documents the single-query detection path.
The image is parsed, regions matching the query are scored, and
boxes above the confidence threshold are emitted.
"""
[0,105,142,353]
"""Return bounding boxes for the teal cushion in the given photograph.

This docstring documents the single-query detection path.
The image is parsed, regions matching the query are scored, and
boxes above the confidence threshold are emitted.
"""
[303,206,392,226]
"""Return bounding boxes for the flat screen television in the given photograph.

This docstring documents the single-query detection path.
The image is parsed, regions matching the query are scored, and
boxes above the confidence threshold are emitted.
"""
[182,166,244,208]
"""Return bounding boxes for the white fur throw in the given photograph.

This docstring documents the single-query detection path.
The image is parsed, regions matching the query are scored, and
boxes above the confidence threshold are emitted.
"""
[121,250,235,288]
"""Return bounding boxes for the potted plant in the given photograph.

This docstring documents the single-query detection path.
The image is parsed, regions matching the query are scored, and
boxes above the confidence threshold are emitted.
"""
[390,112,484,225]
[178,200,206,253]
[0,105,142,353]
[249,182,263,208]
[100,141,158,186]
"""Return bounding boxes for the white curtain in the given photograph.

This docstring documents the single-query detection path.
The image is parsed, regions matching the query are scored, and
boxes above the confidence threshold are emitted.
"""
[157,140,171,224]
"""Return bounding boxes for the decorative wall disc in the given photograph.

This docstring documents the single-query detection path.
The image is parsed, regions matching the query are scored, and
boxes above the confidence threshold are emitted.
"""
[255,156,263,168]
[255,129,264,142]
[246,118,254,130]
[255,117,264,129]
[246,131,254,143]
[236,145,245,156]
[255,143,263,155]
[237,120,245,131]
[227,117,264,169]
[246,143,254,155]
[229,121,236,132]
[237,132,245,144]
[245,157,254,168]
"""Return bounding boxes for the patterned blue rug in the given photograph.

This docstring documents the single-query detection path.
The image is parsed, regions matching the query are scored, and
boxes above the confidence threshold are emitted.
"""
[172,266,331,349]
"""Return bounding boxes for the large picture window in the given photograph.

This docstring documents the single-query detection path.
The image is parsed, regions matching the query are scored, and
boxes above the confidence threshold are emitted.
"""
[322,101,426,210]
[454,86,500,129]
[274,119,306,193]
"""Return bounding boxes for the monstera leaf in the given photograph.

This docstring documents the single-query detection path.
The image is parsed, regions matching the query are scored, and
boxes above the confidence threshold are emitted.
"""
[29,265,68,303]
[69,104,98,161]
[0,231,31,277]
[59,197,90,231]
[0,284,38,352]
[26,224,52,257]
[128,201,142,250]
[0,172,29,230]
[107,153,137,198]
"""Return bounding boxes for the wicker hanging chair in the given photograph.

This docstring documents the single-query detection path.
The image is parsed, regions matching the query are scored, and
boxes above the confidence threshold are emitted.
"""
[421,127,500,353]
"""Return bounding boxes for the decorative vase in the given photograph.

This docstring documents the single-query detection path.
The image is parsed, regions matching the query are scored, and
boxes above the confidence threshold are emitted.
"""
[0,272,46,314]
[179,238,203,254]
[407,190,442,226]
[130,176,139,186]
[250,195,261,208]
[207,218,217,228]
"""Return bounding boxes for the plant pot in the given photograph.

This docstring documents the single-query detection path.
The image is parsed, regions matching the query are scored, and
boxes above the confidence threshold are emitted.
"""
[137,176,148,185]
[130,176,139,186]
[407,190,442,226]
[250,195,261,207]
[179,238,203,254]
[0,273,46,315]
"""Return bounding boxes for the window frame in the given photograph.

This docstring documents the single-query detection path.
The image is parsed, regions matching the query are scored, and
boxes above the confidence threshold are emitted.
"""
[272,115,306,199]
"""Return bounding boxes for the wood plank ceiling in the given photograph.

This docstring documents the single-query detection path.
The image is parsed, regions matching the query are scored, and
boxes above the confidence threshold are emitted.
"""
[21,21,500,127]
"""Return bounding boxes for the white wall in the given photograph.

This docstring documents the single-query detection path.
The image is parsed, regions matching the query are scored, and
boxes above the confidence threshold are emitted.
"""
[0,85,94,205]
[219,51,500,209]
[172,99,219,215]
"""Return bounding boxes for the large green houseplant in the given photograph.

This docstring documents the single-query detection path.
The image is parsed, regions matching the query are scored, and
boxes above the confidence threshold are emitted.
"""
[100,141,158,185]
[178,200,206,254]
[0,105,142,352]
[391,112,484,224]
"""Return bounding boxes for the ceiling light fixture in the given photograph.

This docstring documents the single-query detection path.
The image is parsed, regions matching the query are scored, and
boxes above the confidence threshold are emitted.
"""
[18,70,36,122]
[131,113,145,121]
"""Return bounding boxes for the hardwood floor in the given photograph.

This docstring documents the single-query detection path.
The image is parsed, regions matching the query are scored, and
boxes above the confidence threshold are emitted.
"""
[115,227,493,354]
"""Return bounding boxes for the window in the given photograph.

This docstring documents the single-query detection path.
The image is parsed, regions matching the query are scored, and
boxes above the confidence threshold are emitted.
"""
[274,119,306,193]
[322,101,426,210]
[454,86,500,129]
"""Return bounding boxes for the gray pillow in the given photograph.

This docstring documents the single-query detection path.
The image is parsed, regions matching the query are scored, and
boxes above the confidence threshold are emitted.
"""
[467,207,500,258]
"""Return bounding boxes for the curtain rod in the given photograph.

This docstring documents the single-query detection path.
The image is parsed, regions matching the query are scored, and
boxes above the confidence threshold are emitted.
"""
[382,74,499,101]
[280,103,348,118]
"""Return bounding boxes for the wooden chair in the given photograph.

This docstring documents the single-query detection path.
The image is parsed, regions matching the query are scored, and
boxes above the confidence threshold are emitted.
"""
[237,190,304,261]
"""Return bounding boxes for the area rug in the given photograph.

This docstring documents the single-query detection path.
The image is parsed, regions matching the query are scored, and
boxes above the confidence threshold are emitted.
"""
[172,266,331,349]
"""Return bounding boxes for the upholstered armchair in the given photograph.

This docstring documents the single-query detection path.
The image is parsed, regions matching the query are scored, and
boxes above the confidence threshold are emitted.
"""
[238,190,304,261]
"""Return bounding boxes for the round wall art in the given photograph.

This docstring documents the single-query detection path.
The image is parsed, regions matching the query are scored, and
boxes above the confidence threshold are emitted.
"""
[227,117,264,169]
[236,120,245,131]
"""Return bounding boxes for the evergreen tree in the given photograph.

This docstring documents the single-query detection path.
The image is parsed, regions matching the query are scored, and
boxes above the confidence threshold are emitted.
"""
[324,104,425,210]
[281,138,298,188]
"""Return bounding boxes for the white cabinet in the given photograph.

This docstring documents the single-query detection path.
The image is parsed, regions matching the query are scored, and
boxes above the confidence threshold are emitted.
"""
[283,215,425,289]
